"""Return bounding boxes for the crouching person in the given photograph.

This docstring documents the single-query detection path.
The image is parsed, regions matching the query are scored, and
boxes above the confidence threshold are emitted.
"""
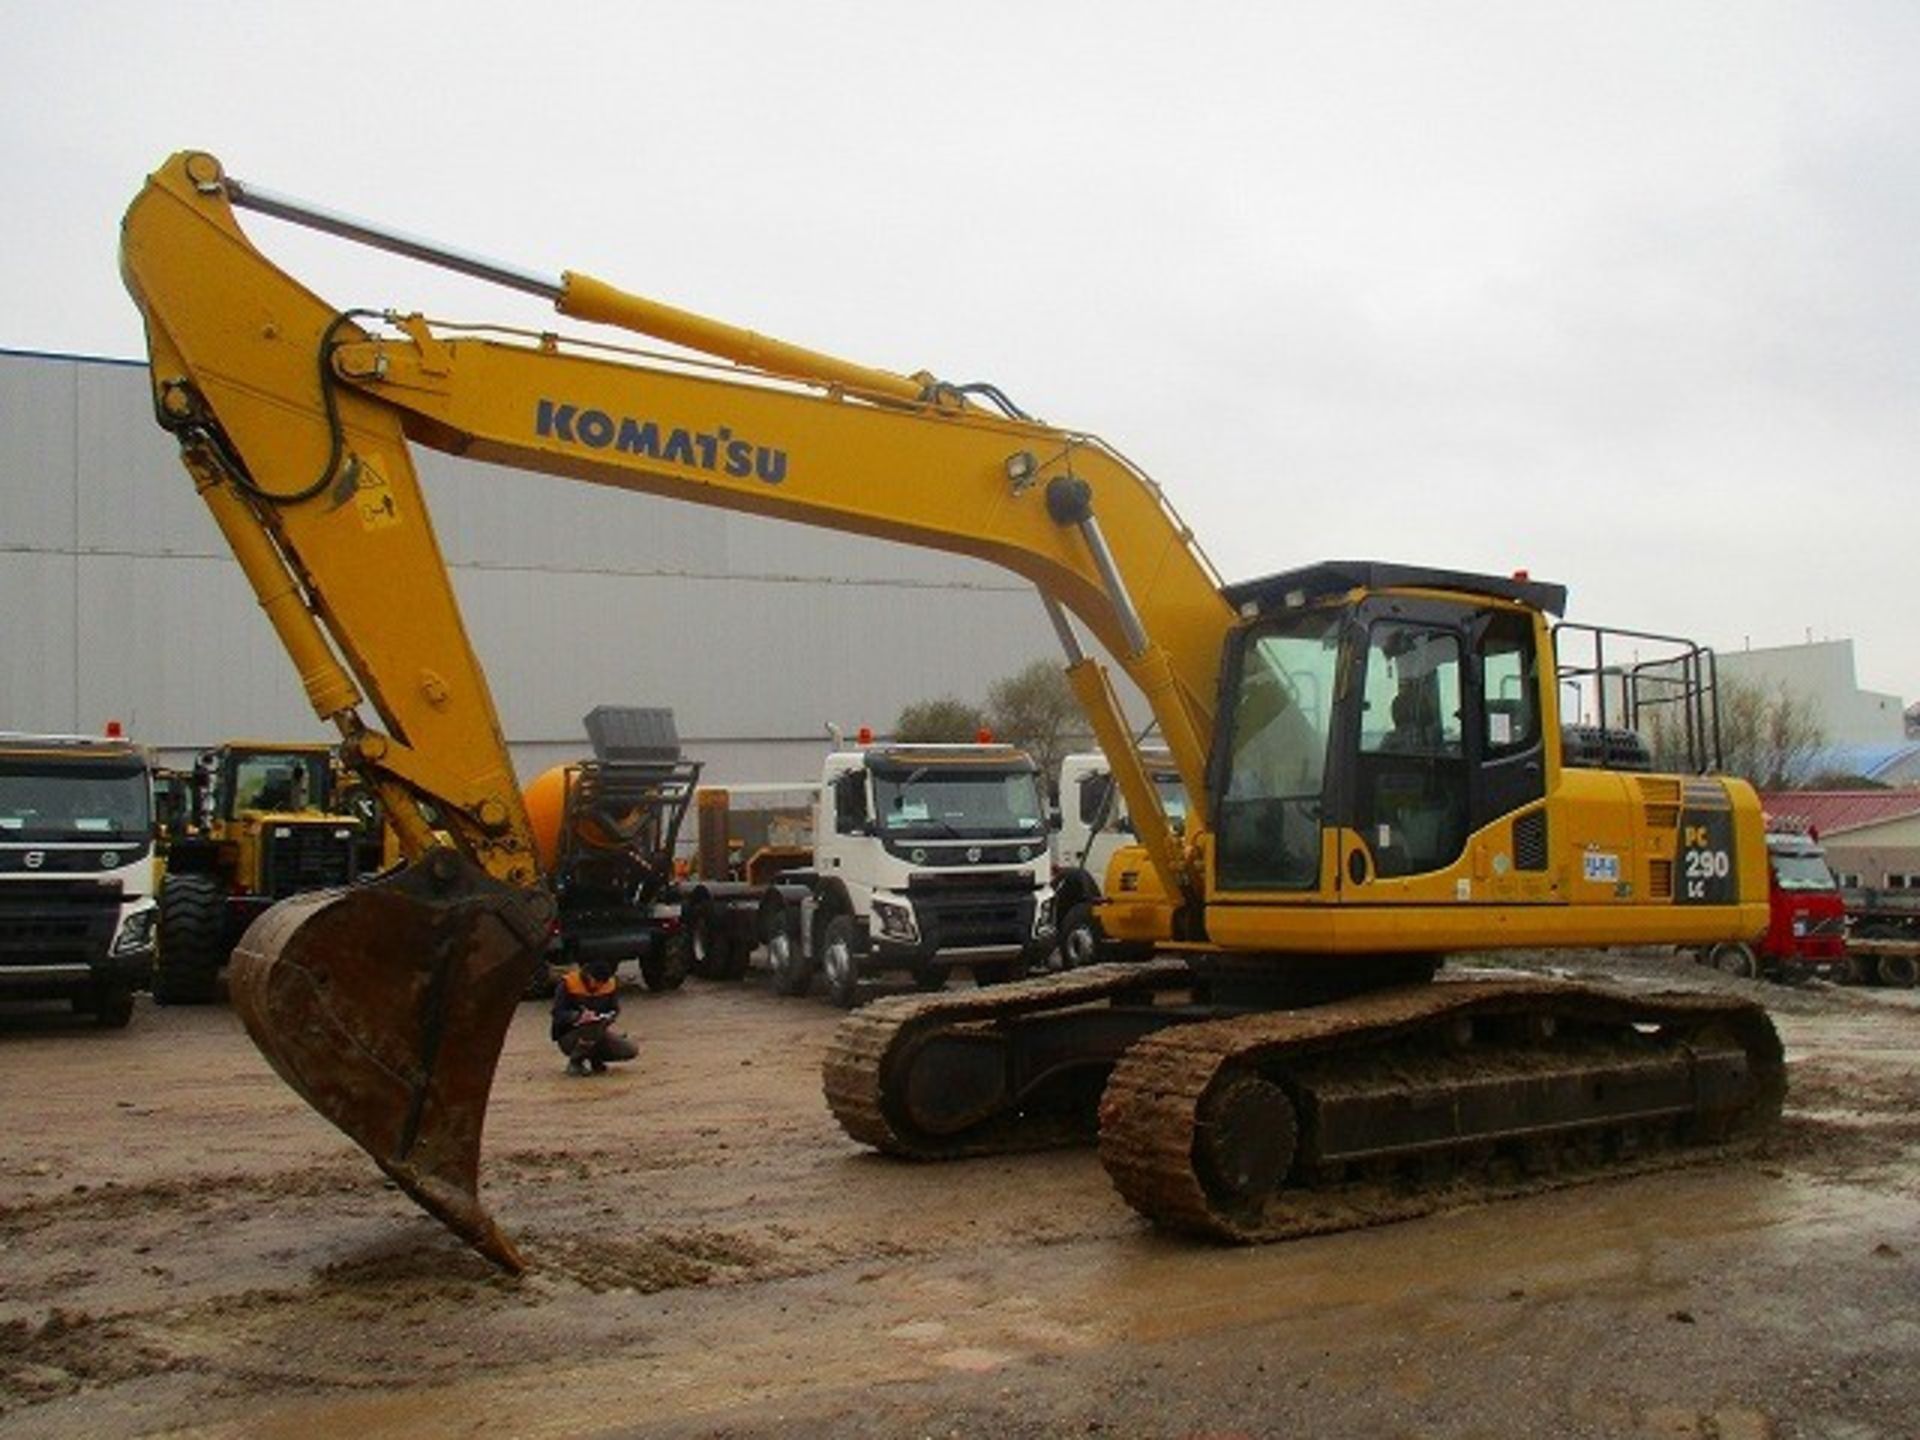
[551,954,639,1076]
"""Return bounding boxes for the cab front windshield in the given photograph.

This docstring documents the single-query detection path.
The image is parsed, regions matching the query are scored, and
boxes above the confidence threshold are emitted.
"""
[1215,605,1344,889]
[872,766,1047,839]
[225,751,332,816]
[1771,849,1837,892]
[0,759,151,842]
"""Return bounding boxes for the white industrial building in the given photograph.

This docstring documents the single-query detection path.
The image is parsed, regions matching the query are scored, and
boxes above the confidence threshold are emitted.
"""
[0,348,1089,784]
[1716,640,1906,747]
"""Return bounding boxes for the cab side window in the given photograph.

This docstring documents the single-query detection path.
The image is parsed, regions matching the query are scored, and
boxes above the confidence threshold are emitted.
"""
[1361,625,1463,757]
[1479,612,1540,757]
[1356,622,1467,876]
[833,772,868,834]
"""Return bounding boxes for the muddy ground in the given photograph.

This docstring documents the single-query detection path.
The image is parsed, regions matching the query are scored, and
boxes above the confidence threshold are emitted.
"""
[1,952,1915,1439]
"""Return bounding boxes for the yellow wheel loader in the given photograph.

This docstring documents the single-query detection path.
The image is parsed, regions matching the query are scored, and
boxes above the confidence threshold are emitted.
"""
[152,741,362,1003]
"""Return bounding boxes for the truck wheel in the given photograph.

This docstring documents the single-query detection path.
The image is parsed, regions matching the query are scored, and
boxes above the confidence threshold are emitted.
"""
[1709,942,1757,980]
[524,938,561,998]
[523,953,558,999]
[1056,902,1101,971]
[769,923,813,996]
[1846,953,1881,986]
[641,932,690,992]
[83,985,135,1029]
[155,872,226,1005]
[1877,952,1918,989]
[688,906,740,982]
[820,915,861,1009]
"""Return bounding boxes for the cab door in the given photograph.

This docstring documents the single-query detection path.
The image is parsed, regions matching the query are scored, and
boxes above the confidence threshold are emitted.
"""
[1340,600,1472,887]
[1335,598,1548,897]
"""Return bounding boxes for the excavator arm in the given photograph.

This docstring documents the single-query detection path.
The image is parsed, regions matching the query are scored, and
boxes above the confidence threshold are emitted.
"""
[121,151,1234,1266]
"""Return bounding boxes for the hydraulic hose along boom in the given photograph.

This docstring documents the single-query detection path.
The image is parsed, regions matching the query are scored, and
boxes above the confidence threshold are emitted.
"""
[121,151,1784,1271]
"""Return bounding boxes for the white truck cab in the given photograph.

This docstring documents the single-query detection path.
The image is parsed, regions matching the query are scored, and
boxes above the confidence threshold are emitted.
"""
[0,732,158,1026]
[765,743,1056,1007]
[1050,748,1187,968]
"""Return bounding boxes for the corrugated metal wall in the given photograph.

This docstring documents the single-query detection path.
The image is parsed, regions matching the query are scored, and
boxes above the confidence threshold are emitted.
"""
[0,351,1089,783]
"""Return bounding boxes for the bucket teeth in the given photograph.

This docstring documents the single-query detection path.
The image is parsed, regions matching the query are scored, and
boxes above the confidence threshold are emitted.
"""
[228,854,545,1272]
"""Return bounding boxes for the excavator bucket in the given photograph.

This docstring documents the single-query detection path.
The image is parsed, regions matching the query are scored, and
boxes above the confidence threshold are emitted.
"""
[228,852,547,1272]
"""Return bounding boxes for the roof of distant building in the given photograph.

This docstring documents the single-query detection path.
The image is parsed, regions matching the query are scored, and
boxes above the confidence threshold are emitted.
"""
[1760,789,1920,837]
[1787,740,1920,785]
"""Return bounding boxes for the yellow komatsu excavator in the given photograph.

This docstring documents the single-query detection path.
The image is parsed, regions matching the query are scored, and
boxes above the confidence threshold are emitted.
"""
[120,151,1784,1272]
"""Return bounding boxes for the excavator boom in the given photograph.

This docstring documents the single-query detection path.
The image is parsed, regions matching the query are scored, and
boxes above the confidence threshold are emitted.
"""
[122,152,1232,1264]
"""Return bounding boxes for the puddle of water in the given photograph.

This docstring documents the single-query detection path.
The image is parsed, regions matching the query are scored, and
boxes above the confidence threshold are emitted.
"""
[1063,1167,1890,1346]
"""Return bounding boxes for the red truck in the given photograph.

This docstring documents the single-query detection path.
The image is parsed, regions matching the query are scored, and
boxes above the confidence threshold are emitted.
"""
[1696,828,1847,981]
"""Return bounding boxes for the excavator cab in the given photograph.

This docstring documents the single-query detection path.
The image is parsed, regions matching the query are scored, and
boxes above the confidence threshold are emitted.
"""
[1209,562,1557,900]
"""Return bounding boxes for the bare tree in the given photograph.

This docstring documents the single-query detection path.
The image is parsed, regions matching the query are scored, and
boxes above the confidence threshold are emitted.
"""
[892,696,988,744]
[1649,675,1825,789]
[986,660,1086,788]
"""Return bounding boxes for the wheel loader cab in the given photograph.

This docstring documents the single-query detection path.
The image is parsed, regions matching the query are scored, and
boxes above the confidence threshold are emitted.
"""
[1209,563,1560,901]
[218,747,332,818]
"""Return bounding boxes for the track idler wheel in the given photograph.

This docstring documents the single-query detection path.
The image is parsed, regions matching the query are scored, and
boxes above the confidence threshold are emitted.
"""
[1195,1070,1297,1219]
[228,849,548,1272]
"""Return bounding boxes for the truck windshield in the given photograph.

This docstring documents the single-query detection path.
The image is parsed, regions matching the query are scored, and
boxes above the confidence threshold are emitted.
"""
[872,768,1047,838]
[0,758,151,842]
[1772,849,1837,892]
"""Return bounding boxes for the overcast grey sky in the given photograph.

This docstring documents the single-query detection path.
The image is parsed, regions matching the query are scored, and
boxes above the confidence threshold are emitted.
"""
[5,2,1914,702]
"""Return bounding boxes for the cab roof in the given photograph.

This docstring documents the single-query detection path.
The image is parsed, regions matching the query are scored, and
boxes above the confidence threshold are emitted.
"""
[852,744,1036,771]
[1223,561,1567,618]
[0,732,146,762]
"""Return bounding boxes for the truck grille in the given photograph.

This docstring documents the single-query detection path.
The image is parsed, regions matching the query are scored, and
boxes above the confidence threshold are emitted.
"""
[261,824,358,899]
[906,875,1037,949]
[0,881,121,967]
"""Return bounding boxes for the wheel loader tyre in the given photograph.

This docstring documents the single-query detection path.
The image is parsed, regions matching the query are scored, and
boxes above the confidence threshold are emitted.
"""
[820,914,861,1009]
[80,984,135,1029]
[1876,951,1918,989]
[155,872,227,1005]
[641,931,690,992]
[1709,942,1758,980]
